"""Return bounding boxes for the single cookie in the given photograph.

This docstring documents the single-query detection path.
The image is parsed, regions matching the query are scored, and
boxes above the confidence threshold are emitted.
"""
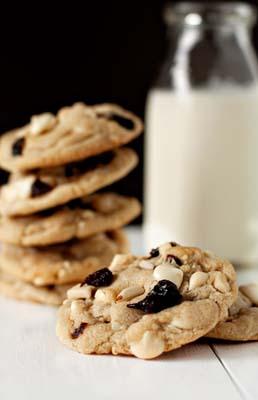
[0,147,137,216]
[56,242,237,359]
[0,269,72,306]
[207,283,258,341]
[0,103,143,172]
[0,193,141,247]
[0,230,129,286]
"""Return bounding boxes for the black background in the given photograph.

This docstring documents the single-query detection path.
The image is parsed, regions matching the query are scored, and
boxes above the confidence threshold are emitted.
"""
[0,0,258,209]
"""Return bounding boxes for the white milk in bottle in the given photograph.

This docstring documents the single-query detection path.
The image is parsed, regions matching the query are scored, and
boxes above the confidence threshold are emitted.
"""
[144,3,258,265]
[144,88,258,263]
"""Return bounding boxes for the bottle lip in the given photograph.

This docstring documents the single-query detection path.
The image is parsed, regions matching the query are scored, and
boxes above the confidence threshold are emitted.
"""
[164,2,257,27]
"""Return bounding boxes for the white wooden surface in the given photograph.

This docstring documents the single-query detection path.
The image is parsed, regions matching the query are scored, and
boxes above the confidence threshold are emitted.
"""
[0,228,257,400]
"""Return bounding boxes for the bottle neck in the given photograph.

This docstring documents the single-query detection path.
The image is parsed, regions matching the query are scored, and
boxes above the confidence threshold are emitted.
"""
[160,22,258,91]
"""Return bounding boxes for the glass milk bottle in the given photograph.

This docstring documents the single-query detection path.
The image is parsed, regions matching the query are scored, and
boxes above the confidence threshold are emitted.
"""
[144,2,258,266]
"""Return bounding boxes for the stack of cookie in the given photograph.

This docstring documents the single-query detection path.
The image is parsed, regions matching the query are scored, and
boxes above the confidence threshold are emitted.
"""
[0,103,142,305]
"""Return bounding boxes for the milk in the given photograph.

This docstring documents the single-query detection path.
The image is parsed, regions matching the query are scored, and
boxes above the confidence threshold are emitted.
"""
[144,88,258,264]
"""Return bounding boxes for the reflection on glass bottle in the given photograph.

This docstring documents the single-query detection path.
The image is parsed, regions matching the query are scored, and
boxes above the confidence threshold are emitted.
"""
[144,2,258,266]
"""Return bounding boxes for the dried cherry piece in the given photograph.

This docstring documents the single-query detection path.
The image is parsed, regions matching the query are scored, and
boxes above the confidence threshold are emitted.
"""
[38,207,58,217]
[110,115,134,130]
[12,137,25,156]
[127,280,182,314]
[45,284,55,290]
[71,322,87,339]
[166,254,183,266]
[81,267,113,287]
[67,198,95,211]
[31,179,53,197]
[170,242,178,247]
[64,163,81,178]
[0,168,10,186]
[66,198,84,209]
[97,112,134,130]
[149,248,160,258]
[65,151,114,177]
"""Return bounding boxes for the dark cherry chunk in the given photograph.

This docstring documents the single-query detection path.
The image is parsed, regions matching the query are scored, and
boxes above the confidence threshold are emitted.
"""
[12,137,25,156]
[97,112,134,130]
[110,115,134,130]
[31,179,53,197]
[127,280,182,314]
[45,284,55,291]
[71,322,87,339]
[166,254,183,266]
[170,242,178,247]
[148,247,160,258]
[65,151,114,178]
[81,267,113,287]
[0,168,10,186]
[66,198,95,211]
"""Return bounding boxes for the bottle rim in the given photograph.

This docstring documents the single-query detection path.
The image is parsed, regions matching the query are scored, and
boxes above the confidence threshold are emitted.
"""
[164,2,257,27]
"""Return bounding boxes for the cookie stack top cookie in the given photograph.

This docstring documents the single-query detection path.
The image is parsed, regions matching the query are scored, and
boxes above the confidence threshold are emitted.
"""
[0,102,142,305]
[0,103,143,171]
[0,102,142,217]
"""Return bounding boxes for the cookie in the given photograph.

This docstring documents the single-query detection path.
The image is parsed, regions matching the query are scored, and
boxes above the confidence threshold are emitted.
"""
[0,147,137,216]
[0,230,129,286]
[0,193,141,247]
[207,283,258,341]
[0,269,71,306]
[0,103,143,172]
[56,242,237,359]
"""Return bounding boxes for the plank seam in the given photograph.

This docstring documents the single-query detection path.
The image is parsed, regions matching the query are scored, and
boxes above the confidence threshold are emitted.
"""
[210,344,247,400]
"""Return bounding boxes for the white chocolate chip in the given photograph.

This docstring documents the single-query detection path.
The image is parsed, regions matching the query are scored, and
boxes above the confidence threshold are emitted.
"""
[70,299,86,321]
[95,288,115,304]
[1,176,35,202]
[138,260,154,270]
[189,271,208,290]
[30,113,56,136]
[81,210,95,219]
[109,254,133,272]
[170,315,194,330]
[58,269,66,278]
[130,331,165,359]
[213,272,230,293]
[33,276,45,286]
[153,264,183,288]
[67,283,93,300]
[240,283,258,306]
[78,221,86,230]
[111,321,122,331]
[63,261,71,270]
[116,286,144,301]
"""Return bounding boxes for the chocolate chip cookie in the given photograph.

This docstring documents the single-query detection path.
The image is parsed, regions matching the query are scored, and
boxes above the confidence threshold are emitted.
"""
[0,193,141,247]
[0,269,72,306]
[0,230,128,286]
[56,242,237,359]
[0,103,143,172]
[0,147,137,216]
[207,283,258,341]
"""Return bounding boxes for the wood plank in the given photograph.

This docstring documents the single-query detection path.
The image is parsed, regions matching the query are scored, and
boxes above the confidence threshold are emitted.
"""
[212,268,258,400]
[212,342,258,400]
[0,297,241,400]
